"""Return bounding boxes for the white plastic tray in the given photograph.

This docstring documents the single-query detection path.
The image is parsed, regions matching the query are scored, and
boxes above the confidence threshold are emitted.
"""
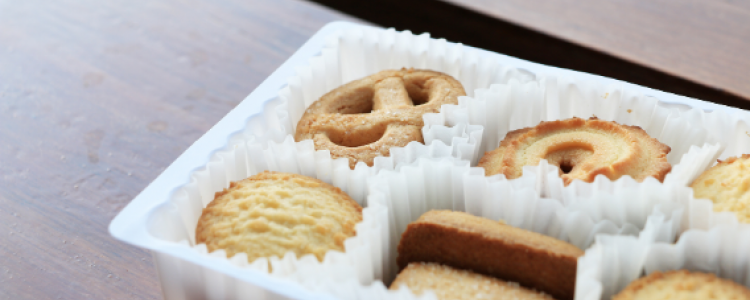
[109,21,749,300]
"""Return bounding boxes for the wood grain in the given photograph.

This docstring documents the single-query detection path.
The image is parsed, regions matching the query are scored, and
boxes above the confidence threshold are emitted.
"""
[310,0,750,110]
[444,0,750,102]
[0,0,360,299]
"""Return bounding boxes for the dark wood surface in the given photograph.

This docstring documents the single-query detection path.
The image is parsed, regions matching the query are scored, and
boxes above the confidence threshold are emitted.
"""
[310,0,750,110]
[444,0,750,104]
[0,0,360,299]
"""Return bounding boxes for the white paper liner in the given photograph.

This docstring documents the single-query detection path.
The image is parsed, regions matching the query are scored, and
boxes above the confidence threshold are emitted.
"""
[265,27,537,166]
[576,225,750,300]
[662,143,723,186]
[366,157,683,289]
[148,137,392,295]
[518,158,738,233]
[148,133,492,299]
[449,77,724,183]
[673,104,750,160]
[282,26,537,122]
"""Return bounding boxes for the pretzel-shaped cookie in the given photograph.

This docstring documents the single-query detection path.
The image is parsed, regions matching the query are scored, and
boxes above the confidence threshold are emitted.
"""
[295,69,466,169]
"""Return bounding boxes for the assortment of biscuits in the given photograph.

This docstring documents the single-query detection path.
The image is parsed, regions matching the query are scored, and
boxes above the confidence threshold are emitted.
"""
[190,66,750,299]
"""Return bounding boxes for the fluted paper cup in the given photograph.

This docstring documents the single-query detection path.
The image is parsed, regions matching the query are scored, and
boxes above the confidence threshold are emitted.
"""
[576,225,750,300]
[520,158,738,233]
[366,157,683,285]
[147,137,389,290]
[671,104,750,161]
[448,77,723,183]
[264,27,538,166]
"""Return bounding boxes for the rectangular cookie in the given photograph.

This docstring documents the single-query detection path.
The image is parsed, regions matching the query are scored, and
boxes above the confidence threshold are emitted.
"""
[397,210,583,300]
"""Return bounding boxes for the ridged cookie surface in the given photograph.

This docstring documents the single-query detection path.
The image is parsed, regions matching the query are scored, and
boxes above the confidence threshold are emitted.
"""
[613,270,750,300]
[391,262,554,300]
[478,117,671,185]
[195,171,362,262]
[691,154,750,223]
[295,68,465,169]
[397,210,583,300]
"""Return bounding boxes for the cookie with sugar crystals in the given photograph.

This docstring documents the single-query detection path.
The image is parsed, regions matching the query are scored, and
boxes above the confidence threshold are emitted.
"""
[691,154,750,223]
[391,262,554,300]
[613,270,750,300]
[196,171,362,262]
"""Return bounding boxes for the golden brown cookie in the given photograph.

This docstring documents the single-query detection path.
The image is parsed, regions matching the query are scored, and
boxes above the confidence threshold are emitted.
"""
[195,171,362,262]
[391,262,554,300]
[613,270,750,300]
[294,68,465,169]
[478,117,671,185]
[691,154,750,223]
[397,210,583,300]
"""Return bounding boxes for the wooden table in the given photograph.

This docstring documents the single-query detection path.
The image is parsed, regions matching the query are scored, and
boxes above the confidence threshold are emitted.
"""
[310,0,750,109]
[444,0,750,103]
[0,0,361,298]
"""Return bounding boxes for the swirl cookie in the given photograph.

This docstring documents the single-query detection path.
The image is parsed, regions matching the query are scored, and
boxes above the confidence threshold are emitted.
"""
[391,262,554,300]
[294,68,465,169]
[691,154,750,223]
[397,210,583,300]
[195,171,362,262]
[478,117,672,185]
[613,270,750,300]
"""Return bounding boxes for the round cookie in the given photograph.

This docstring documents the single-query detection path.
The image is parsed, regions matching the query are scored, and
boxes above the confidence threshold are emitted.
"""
[478,117,672,185]
[391,262,554,300]
[195,171,362,262]
[613,270,750,300]
[691,154,750,223]
[294,68,465,169]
